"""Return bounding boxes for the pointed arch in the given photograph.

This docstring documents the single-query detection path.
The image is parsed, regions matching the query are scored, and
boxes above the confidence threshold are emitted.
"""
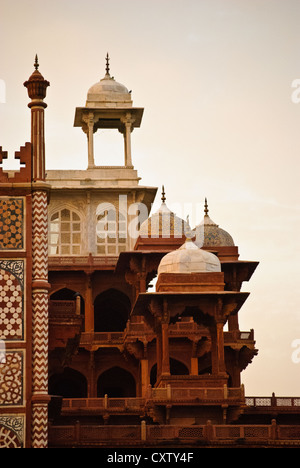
[94,288,131,332]
[49,367,87,398]
[150,358,189,386]
[97,366,136,397]
[50,287,84,314]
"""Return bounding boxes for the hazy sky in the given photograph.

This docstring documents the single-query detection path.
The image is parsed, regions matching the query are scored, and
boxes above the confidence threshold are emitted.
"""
[1,0,300,396]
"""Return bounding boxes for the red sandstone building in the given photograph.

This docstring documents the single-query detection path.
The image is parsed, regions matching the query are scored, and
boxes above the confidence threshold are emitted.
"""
[0,57,299,448]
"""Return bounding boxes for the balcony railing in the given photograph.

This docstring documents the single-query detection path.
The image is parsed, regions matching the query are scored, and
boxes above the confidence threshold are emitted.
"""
[62,396,145,411]
[151,384,243,401]
[80,332,124,345]
[246,395,300,408]
[224,329,254,342]
[49,300,76,315]
[61,392,300,415]
[59,385,244,418]
[48,419,300,447]
[79,327,254,346]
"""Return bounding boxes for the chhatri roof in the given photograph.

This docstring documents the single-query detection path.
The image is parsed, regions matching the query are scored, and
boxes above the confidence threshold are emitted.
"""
[194,199,235,248]
[139,186,187,238]
[157,236,221,275]
[86,53,132,108]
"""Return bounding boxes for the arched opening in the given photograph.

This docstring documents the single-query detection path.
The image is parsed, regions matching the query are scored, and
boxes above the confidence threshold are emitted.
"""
[97,367,136,397]
[94,289,131,332]
[49,367,87,398]
[170,358,189,375]
[150,358,189,386]
[50,288,84,315]
[51,288,76,300]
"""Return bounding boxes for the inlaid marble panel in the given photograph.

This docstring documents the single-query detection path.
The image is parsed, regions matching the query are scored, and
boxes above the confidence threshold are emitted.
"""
[0,197,24,250]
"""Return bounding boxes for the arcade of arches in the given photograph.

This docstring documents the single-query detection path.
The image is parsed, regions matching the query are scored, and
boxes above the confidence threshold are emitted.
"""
[49,358,193,399]
[48,282,240,402]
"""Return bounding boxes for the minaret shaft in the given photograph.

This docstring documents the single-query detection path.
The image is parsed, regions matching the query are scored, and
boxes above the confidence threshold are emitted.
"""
[24,56,51,448]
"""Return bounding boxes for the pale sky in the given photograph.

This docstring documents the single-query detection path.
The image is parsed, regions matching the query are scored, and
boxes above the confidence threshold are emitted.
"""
[0,0,300,396]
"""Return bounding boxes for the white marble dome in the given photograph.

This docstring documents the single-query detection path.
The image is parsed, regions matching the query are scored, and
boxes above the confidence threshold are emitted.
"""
[86,67,132,108]
[88,74,129,95]
[157,239,221,275]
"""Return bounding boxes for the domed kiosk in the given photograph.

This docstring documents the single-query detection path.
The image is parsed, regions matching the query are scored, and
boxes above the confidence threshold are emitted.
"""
[156,227,225,292]
[74,54,144,168]
[86,55,133,109]
[134,186,188,251]
[194,199,239,261]
[157,238,221,275]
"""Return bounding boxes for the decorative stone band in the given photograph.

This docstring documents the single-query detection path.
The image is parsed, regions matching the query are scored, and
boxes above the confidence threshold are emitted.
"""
[30,107,46,181]
[32,191,48,281]
[32,399,50,449]
[31,190,50,448]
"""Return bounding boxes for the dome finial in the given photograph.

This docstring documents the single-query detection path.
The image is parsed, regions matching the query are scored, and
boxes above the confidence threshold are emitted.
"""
[161,185,166,203]
[185,215,194,240]
[204,197,209,216]
[105,53,110,76]
[34,54,39,70]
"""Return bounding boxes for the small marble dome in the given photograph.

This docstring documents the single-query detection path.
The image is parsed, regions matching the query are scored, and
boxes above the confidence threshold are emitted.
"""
[194,199,235,248]
[86,54,132,108]
[139,187,187,239]
[157,238,221,275]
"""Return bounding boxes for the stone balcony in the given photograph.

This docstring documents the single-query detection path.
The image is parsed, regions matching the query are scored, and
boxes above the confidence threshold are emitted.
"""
[48,418,300,448]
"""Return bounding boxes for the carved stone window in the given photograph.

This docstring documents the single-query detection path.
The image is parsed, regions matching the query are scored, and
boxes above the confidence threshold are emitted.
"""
[49,209,81,255]
[96,204,127,255]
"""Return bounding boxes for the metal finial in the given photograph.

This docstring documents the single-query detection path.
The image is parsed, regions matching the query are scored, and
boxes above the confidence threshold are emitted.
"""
[161,185,166,203]
[105,53,110,75]
[204,197,209,216]
[34,54,39,70]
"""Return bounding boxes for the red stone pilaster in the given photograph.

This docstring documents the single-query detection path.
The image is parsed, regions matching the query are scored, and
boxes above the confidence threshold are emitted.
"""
[24,57,50,448]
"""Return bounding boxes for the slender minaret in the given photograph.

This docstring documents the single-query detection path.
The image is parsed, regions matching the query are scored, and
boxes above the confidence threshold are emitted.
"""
[24,55,50,448]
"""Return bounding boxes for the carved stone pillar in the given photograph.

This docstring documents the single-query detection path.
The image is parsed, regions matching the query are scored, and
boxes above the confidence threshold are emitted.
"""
[85,273,94,332]
[140,357,149,397]
[154,300,170,379]
[82,112,95,168]
[191,342,199,375]
[156,324,162,380]
[216,320,226,374]
[121,113,135,167]
[161,322,170,376]
[210,319,226,376]
[88,351,96,398]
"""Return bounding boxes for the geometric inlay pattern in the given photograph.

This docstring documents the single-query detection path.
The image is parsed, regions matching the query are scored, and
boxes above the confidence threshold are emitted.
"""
[0,350,23,406]
[0,263,24,341]
[32,403,48,448]
[31,190,49,448]
[0,415,24,447]
[0,198,24,250]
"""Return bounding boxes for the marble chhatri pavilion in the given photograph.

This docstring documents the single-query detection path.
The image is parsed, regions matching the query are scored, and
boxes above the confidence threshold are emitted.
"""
[0,55,299,448]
